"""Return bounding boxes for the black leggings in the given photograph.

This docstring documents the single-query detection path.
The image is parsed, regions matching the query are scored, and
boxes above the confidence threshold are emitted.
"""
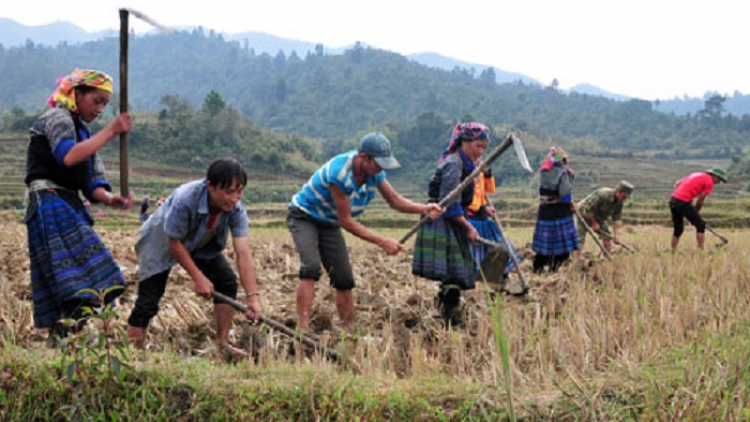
[670,198,705,237]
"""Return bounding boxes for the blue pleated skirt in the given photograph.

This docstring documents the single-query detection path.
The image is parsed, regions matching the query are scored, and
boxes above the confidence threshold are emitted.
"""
[412,217,476,290]
[25,190,126,328]
[532,214,580,256]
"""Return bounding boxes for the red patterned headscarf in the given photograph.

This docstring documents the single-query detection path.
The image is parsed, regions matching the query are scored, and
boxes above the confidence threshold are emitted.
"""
[48,69,114,112]
[540,146,568,171]
[440,122,490,162]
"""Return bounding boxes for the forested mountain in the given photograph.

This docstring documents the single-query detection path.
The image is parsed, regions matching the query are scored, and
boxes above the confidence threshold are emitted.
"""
[654,91,750,117]
[2,28,750,187]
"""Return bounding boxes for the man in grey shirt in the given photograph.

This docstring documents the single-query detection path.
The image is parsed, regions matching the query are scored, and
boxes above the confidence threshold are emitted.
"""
[126,158,262,357]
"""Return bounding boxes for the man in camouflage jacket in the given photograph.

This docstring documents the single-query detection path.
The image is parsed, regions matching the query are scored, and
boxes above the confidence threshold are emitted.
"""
[577,181,633,253]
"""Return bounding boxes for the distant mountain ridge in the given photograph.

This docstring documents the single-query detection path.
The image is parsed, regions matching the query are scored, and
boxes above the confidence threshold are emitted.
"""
[0,18,114,46]
[1,17,749,117]
[0,18,622,100]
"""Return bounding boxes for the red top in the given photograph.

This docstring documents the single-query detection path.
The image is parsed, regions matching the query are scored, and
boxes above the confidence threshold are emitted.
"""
[206,210,221,230]
[671,172,714,202]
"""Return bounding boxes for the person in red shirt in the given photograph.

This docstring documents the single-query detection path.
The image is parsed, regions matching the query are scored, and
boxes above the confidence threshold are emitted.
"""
[669,168,727,251]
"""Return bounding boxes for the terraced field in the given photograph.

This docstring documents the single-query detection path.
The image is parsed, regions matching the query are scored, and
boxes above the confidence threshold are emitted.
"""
[3,135,746,229]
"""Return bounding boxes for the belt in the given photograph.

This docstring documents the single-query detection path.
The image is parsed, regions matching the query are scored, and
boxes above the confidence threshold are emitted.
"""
[539,196,560,204]
[28,179,64,192]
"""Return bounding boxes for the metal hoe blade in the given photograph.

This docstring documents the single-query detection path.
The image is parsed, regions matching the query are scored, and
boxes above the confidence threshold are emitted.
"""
[211,291,341,362]
[122,8,174,34]
[706,225,729,247]
[477,246,511,285]
[475,236,511,285]
[510,133,533,173]
[598,229,637,253]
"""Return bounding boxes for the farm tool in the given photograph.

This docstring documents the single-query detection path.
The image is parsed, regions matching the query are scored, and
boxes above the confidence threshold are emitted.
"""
[118,8,172,196]
[474,236,511,285]
[471,212,529,294]
[399,132,532,244]
[488,204,530,294]
[597,229,637,253]
[398,132,532,294]
[574,209,612,260]
[705,224,729,247]
[211,291,341,362]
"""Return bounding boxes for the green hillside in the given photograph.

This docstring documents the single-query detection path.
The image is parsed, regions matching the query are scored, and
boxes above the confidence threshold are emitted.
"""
[3,30,750,216]
[1,30,750,160]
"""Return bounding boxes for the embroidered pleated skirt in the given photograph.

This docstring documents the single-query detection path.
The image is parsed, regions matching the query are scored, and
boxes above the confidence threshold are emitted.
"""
[531,203,580,256]
[25,190,127,328]
[412,216,476,290]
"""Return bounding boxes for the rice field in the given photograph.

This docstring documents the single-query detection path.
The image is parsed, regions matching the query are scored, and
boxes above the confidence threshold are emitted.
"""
[2,208,750,419]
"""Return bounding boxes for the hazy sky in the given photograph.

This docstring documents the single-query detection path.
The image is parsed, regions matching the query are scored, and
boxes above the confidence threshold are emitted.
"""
[2,0,748,100]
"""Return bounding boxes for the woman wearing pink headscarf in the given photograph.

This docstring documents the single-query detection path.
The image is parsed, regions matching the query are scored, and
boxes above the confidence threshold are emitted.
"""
[412,122,490,327]
[531,146,580,272]
[24,69,134,344]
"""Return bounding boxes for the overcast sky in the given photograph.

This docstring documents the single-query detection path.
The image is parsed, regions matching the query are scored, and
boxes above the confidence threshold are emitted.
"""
[2,0,748,101]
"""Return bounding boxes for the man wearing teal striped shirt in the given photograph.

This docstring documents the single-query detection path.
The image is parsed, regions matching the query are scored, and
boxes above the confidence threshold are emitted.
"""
[287,132,443,332]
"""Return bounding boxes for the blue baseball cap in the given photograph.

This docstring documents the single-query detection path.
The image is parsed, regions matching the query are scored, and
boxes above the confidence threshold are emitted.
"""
[358,132,401,170]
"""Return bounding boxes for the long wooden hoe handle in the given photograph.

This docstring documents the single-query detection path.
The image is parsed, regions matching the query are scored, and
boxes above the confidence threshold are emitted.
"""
[597,228,636,253]
[211,291,341,362]
[489,208,530,293]
[119,9,130,197]
[575,209,612,260]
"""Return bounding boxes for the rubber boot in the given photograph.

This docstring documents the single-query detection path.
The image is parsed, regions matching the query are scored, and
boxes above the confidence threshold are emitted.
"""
[533,254,548,274]
[549,253,570,272]
[436,285,463,328]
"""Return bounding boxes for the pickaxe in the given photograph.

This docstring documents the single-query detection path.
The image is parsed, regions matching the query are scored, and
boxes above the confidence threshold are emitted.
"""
[118,8,172,197]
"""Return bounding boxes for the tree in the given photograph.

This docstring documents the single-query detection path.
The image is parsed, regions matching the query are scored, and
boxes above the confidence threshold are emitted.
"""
[479,67,497,85]
[160,95,193,116]
[275,78,287,103]
[699,94,726,124]
[202,90,226,117]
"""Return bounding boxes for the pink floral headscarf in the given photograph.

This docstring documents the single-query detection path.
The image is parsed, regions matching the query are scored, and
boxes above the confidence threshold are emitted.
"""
[440,122,490,162]
[539,146,568,171]
[48,69,114,112]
